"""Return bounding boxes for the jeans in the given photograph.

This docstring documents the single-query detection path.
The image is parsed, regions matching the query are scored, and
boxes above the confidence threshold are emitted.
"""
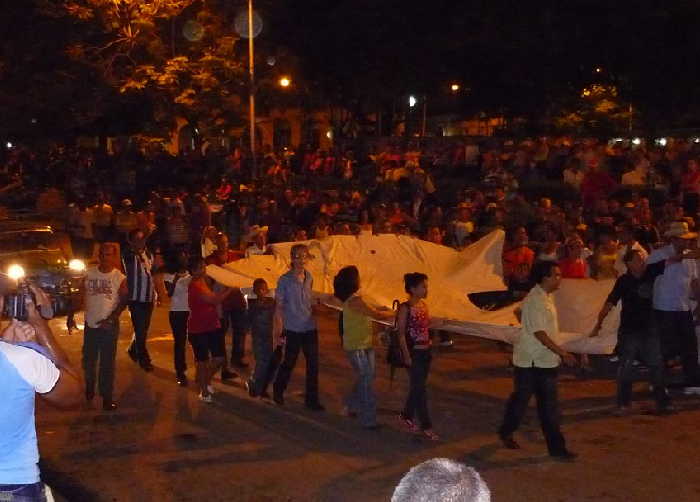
[499,366,567,455]
[251,331,282,396]
[618,332,668,407]
[169,311,189,377]
[222,309,248,363]
[345,349,377,427]
[273,329,320,405]
[83,325,119,401]
[402,349,432,430]
[0,482,47,502]
[127,302,154,365]
[653,309,699,385]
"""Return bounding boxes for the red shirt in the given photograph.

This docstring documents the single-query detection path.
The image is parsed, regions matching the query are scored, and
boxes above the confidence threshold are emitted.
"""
[188,279,220,334]
[559,258,587,278]
[502,246,535,279]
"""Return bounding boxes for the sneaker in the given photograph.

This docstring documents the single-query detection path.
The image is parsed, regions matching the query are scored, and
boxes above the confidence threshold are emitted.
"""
[306,402,325,412]
[551,450,578,461]
[398,414,420,433]
[341,405,358,418]
[207,384,216,395]
[609,355,619,363]
[682,385,700,395]
[439,339,454,348]
[221,370,238,381]
[245,380,258,398]
[273,393,284,406]
[499,434,521,449]
[198,392,213,403]
[422,429,440,441]
[176,375,188,387]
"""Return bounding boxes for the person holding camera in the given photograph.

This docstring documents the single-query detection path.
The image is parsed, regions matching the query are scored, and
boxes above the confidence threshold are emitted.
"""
[0,292,82,501]
[83,242,128,411]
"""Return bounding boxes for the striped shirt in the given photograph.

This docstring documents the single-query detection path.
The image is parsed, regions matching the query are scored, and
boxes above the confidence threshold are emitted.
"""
[122,249,154,303]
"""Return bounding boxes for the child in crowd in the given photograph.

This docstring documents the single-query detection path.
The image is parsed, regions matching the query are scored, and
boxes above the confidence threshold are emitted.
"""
[245,278,283,399]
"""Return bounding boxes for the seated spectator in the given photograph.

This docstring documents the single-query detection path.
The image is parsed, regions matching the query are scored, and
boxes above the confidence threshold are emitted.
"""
[559,234,592,278]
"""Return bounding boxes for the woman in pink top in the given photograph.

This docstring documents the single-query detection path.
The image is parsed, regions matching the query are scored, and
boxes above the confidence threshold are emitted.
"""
[397,272,439,440]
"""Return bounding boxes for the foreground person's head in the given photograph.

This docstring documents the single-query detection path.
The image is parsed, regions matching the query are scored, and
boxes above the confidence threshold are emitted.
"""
[391,458,490,502]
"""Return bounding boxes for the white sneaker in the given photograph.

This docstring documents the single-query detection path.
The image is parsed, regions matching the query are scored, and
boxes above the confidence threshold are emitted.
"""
[609,355,619,363]
[198,392,213,403]
[207,385,216,395]
[682,386,700,395]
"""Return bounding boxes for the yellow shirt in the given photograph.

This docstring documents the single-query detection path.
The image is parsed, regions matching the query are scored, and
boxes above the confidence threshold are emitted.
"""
[513,284,561,368]
[342,296,374,351]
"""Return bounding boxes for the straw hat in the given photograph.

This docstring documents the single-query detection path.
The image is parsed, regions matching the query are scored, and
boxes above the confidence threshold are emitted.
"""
[244,225,268,242]
[664,221,698,239]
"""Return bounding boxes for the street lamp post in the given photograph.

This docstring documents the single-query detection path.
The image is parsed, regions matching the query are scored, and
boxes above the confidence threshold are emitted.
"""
[248,0,256,178]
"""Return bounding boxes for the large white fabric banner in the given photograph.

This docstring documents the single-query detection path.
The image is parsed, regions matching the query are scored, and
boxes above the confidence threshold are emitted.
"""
[207,231,619,354]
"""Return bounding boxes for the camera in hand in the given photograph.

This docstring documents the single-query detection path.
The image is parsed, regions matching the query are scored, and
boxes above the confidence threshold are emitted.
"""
[3,281,36,321]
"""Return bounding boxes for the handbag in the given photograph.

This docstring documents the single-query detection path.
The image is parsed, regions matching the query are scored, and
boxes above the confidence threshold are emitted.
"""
[384,300,409,373]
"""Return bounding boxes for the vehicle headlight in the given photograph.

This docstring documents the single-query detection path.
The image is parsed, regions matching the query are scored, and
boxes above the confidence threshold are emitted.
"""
[68,259,86,272]
[7,264,26,281]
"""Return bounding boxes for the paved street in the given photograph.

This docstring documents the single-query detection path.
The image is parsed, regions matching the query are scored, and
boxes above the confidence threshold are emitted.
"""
[37,307,700,502]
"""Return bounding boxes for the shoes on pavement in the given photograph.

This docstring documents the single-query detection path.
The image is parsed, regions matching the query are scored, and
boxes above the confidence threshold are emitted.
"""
[499,434,521,450]
[609,355,619,363]
[439,339,454,348]
[207,384,216,395]
[550,450,578,461]
[102,400,118,411]
[176,375,188,387]
[682,385,700,395]
[198,392,213,403]
[341,405,358,418]
[306,402,325,412]
[221,369,238,381]
[273,393,284,406]
[422,429,440,441]
[231,358,249,369]
[127,348,138,363]
[140,361,154,372]
[245,379,258,398]
[398,413,420,434]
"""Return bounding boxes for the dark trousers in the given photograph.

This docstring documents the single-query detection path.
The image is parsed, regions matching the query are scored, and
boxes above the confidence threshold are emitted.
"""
[169,311,189,377]
[83,325,119,401]
[653,309,699,385]
[402,348,433,430]
[617,332,668,407]
[222,309,248,362]
[252,335,283,396]
[273,329,320,405]
[127,301,154,364]
[499,366,567,455]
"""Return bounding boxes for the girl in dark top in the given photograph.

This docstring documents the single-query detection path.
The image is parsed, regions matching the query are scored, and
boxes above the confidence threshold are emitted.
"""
[397,272,439,440]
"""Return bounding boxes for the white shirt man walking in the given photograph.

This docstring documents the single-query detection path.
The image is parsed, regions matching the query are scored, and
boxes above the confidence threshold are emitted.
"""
[498,261,577,460]
[84,242,127,411]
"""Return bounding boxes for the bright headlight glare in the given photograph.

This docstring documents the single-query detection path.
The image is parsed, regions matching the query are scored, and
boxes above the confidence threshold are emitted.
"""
[69,259,86,272]
[7,264,25,281]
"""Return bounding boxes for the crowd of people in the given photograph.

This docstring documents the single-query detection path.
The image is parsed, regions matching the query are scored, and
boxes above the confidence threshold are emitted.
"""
[6,134,700,499]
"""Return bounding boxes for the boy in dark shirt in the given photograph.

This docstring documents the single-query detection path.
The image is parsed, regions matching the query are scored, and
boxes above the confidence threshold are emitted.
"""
[591,249,673,414]
[245,278,283,398]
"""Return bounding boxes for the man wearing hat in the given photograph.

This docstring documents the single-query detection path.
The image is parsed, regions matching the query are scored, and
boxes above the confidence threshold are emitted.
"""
[647,221,700,392]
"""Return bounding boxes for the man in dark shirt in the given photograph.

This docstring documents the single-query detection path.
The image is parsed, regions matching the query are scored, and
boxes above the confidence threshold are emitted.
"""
[591,249,672,414]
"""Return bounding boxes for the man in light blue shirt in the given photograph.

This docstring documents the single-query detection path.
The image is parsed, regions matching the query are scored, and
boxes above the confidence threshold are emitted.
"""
[647,221,700,390]
[272,244,324,411]
[0,295,81,501]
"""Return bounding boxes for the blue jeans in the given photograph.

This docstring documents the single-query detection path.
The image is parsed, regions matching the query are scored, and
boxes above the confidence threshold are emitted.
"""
[0,482,47,502]
[345,349,376,427]
[402,349,433,430]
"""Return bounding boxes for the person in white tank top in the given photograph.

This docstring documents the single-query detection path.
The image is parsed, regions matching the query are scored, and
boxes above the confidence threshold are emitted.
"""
[83,243,127,411]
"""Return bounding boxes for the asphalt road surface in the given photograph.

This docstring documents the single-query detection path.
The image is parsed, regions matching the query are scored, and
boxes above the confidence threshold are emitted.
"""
[36,307,700,502]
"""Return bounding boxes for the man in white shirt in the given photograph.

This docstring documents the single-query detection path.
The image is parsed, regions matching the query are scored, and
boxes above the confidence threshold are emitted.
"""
[499,261,577,460]
[647,221,700,390]
[0,292,81,500]
[83,243,127,410]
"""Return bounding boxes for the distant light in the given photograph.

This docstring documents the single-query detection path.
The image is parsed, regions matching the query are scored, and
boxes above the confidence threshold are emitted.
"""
[5,142,12,149]
[30,118,37,124]
[450,83,460,92]
[632,137,641,145]
[7,264,25,281]
[68,259,86,272]
[613,138,623,143]
[409,95,417,107]
[657,137,667,146]
[266,56,276,66]
[279,76,291,88]
[695,138,700,144]
[326,130,333,139]
[595,67,603,73]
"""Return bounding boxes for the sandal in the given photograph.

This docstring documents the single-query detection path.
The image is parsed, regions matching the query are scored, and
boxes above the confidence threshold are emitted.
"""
[422,429,440,441]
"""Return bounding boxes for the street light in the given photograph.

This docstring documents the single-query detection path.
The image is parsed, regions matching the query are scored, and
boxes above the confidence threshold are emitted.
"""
[450,83,460,92]
[279,76,291,88]
[408,95,417,107]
